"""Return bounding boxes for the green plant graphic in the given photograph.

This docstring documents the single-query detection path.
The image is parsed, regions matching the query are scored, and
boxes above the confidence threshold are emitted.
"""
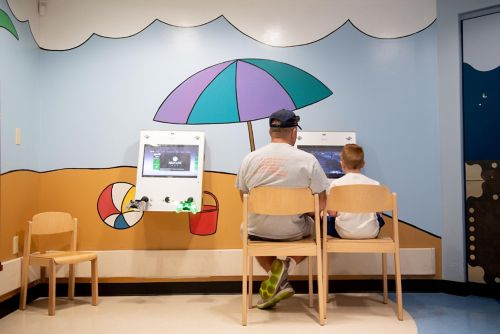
[0,9,18,40]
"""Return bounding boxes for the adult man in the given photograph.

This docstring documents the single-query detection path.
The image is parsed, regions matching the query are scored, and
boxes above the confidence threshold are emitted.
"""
[236,109,329,309]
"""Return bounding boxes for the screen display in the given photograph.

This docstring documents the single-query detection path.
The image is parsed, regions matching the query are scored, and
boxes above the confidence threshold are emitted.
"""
[297,145,344,179]
[142,144,199,178]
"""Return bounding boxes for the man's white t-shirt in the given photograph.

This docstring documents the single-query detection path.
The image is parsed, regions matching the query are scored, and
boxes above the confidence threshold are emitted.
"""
[329,172,380,239]
[236,142,330,240]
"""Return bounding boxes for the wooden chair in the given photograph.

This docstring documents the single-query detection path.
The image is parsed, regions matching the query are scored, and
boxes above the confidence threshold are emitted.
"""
[242,187,325,326]
[19,212,98,316]
[322,184,403,320]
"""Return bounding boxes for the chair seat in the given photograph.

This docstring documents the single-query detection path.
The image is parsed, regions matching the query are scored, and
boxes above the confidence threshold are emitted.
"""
[248,238,318,257]
[31,251,97,265]
[325,236,396,253]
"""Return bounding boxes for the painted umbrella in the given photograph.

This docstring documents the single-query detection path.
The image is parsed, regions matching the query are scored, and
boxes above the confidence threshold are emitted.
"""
[154,58,332,151]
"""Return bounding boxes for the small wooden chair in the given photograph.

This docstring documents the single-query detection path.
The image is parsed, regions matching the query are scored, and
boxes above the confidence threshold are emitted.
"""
[322,184,403,320]
[19,212,98,316]
[242,187,325,326]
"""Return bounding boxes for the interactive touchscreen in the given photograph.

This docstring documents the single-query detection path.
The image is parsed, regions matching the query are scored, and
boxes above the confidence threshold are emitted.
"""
[142,144,199,178]
[297,145,344,179]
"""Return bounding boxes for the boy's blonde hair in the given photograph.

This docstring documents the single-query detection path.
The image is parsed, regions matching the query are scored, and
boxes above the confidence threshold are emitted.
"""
[341,144,365,170]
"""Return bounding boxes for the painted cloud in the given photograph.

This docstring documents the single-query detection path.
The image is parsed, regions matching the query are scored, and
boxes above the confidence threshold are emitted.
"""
[8,0,436,50]
[462,12,500,71]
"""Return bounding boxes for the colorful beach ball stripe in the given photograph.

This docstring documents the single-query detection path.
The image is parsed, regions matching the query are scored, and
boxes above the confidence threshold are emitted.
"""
[97,183,143,229]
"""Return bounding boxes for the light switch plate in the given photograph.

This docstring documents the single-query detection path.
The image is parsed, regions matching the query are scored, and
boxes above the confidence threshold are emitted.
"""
[15,128,20,145]
[13,235,19,254]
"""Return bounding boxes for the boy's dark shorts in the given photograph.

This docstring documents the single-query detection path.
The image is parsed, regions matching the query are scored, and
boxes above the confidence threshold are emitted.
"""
[247,234,305,242]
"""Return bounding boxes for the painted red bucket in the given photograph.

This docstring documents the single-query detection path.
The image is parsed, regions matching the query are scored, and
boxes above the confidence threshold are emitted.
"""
[189,191,219,236]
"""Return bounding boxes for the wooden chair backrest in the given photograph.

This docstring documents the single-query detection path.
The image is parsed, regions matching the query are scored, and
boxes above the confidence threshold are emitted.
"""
[24,212,78,254]
[248,187,315,215]
[326,184,394,213]
[31,212,76,235]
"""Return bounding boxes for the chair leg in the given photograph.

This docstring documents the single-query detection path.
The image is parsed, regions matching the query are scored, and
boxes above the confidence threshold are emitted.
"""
[91,259,98,306]
[68,264,75,300]
[19,257,29,310]
[48,262,56,316]
[394,250,403,320]
[242,251,248,326]
[316,251,325,325]
[323,248,329,317]
[308,256,313,307]
[248,256,253,309]
[382,253,388,304]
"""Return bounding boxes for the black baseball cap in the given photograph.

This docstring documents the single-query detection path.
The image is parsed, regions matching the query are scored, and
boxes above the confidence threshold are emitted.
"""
[269,109,302,130]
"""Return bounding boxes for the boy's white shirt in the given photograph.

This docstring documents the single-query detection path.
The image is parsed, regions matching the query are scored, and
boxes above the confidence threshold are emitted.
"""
[329,172,380,239]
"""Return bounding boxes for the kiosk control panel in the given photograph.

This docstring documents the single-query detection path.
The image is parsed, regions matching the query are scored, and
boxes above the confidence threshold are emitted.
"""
[134,130,205,212]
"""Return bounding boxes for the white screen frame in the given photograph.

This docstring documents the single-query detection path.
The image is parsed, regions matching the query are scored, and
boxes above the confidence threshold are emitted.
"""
[135,130,205,212]
[295,131,356,179]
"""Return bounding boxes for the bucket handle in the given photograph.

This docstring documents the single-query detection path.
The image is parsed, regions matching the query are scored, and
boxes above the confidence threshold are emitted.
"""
[201,191,219,211]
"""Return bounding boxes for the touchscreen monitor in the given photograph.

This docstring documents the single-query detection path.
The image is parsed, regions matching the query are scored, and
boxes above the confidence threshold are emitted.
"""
[297,145,344,179]
[142,144,199,178]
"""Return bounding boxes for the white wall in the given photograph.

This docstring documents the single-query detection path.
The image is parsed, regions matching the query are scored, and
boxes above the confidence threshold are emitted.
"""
[0,249,436,297]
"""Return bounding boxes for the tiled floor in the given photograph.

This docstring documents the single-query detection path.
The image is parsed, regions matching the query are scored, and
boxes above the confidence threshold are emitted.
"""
[1,293,498,334]
[400,293,500,334]
[0,293,415,334]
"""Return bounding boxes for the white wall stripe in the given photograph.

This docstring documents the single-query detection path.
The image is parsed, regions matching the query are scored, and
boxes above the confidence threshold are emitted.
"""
[1,248,435,297]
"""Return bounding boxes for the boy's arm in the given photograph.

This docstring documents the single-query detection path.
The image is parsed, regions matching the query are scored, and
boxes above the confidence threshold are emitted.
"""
[305,190,327,218]
[327,210,337,217]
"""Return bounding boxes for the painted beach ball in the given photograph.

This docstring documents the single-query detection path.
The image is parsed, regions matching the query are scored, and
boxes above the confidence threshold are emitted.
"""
[97,182,143,229]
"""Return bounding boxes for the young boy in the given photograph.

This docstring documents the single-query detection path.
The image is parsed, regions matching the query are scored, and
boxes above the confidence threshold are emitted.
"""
[327,143,385,239]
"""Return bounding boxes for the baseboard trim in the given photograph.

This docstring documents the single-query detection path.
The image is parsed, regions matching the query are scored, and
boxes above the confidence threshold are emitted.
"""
[1,279,498,319]
[0,284,43,319]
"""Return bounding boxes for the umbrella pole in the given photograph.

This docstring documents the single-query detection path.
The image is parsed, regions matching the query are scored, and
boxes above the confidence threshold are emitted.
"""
[247,121,255,152]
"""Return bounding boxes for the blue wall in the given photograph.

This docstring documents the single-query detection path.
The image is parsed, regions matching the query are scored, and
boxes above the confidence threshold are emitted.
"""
[29,19,441,235]
[0,0,39,172]
[1,2,443,240]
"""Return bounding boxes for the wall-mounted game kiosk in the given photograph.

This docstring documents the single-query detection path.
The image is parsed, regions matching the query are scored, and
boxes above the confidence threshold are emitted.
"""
[296,131,356,179]
[133,130,205,212]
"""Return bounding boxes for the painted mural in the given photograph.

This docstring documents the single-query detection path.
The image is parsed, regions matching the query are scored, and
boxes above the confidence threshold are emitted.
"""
[7,0,436,49]
[97,182,143,230]
[189,191,219,236]
[462,11,500,285]
[155,58,332,151]
[0,0,442,279]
